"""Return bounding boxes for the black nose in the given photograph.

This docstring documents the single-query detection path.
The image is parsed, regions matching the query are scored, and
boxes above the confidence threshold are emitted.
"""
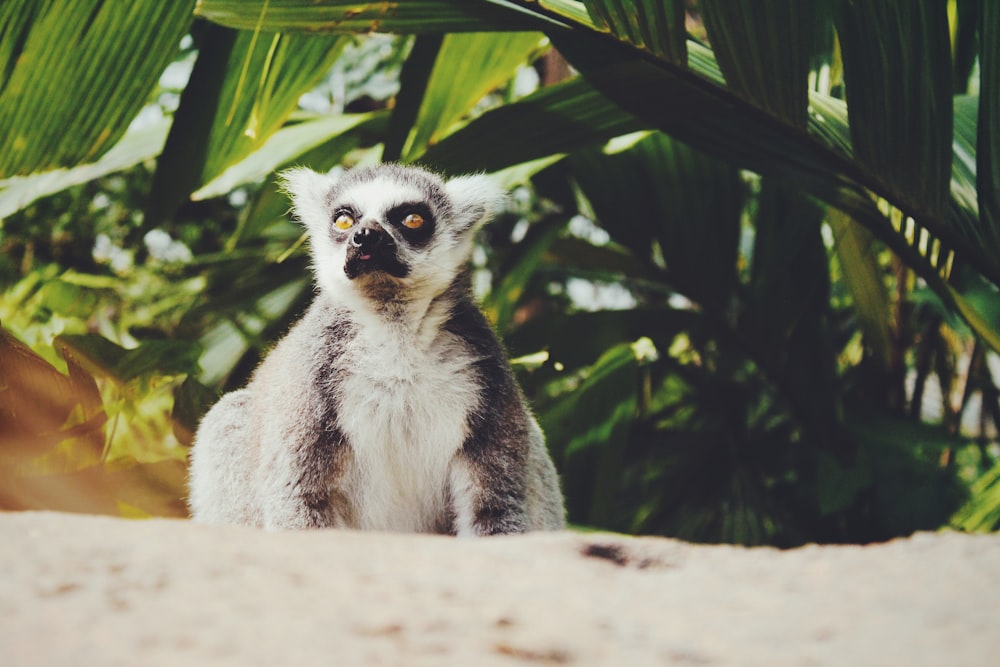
[351,226,382,251]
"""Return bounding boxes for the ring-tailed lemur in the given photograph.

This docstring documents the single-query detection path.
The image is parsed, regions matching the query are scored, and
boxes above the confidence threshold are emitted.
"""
[188,164,565,535]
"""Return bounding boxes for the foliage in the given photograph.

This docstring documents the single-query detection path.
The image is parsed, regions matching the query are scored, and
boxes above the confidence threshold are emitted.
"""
[1,0,999,542]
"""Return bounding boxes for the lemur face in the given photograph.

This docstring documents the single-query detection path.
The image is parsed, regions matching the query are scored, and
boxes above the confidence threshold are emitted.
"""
[326,166,448,282]
[283,164,504,302]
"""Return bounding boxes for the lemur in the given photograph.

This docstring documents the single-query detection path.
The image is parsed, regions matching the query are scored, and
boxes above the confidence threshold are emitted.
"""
[188,164,565,535]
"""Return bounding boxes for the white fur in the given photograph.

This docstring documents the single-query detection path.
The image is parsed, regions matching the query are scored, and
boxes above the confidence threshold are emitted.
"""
[281,167,333,227]
[336,314,480,532]
[444,174,508,229]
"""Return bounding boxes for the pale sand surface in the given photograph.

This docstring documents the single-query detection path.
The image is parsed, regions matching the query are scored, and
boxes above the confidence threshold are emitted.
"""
[1,511,997,666]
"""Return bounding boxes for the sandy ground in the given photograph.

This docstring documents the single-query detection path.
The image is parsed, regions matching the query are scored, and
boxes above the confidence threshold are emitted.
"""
[1,511,998,666]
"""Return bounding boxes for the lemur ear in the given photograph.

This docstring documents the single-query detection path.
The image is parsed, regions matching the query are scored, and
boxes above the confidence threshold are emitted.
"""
[444,173,507,232]
[279,167,338,231]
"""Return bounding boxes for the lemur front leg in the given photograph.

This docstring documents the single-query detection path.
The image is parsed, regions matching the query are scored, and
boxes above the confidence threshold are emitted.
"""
[448,417,530,537]
[259,406,353,530]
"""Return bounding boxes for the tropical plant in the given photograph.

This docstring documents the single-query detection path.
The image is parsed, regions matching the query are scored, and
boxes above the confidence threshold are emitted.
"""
[1,0,998,544]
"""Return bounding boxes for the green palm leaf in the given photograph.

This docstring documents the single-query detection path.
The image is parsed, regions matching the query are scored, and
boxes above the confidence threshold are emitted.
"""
[583,0,686,64]
[833,0,953,218]
[978,0,1000,249]
[193,2,998,290]
[0,0,195,178]
[146,26,347,226]
[828,208,893,368]
[570,133,744,313]
[701,0,818,128]
[195,0,557,33]
[419,51,932,279]
[400,32,546,162]
[0,120,168,219]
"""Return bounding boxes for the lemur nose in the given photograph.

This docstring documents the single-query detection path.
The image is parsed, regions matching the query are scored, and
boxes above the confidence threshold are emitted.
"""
[351,226,382,250]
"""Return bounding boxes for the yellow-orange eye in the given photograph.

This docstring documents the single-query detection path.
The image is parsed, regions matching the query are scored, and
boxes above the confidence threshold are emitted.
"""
[333,213,355,230]
[403,213,424,229]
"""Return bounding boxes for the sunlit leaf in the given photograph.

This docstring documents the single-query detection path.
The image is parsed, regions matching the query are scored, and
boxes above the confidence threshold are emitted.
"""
[232,112,390,247]
[951,462,1000,532]
[401,32,546,162]
[193,113,376,200]
[147,26,347,225]
[196,0,558,33]
[1,459,188,517]
[0,326,105,469]
[952,95,983,249]
[420,70,647,174]
[0,0,195,177]
[827,207,892,367]
[107,460,189,518]
[0,120,168,219]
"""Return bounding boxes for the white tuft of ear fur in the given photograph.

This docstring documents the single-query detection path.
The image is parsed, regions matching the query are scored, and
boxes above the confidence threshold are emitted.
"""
[278,167,338,233]
[444,173,508,232]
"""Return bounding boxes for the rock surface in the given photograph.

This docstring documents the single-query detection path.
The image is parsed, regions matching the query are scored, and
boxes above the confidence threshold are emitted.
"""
[1,511,998,666]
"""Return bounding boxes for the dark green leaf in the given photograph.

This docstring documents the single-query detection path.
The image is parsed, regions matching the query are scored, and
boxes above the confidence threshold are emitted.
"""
[846,407,968,535]
[145,23,237,228]
[539,339,655,524]
[978,0,1000,251]
[171,377,217,447]
[571,133,744,312]
[833,0,953,217]
[582,0,686,65]
[507,307,699,375]
[701,0,818,128]
[383,36,441,162]
[743,180,839,440]
[55,334,202,384]
[815,449,873,516]
[484,214,568,334]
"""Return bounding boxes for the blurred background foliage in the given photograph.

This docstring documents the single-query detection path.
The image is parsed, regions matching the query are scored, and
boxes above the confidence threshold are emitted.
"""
[2,0,999,545]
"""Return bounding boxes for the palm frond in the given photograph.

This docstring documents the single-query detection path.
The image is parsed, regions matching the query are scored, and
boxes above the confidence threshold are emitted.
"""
[0,0,195,178]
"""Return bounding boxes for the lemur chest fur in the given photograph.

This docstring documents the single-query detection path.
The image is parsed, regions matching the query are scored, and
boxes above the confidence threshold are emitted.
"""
[329,321,481,532]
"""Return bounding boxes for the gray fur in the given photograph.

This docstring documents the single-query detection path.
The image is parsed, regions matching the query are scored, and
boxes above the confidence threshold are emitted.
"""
[188,164,565,534]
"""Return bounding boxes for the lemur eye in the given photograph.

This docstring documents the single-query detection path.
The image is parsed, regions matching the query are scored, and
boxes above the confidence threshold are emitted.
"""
[402,213,424,229]
[333,213,355,231]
